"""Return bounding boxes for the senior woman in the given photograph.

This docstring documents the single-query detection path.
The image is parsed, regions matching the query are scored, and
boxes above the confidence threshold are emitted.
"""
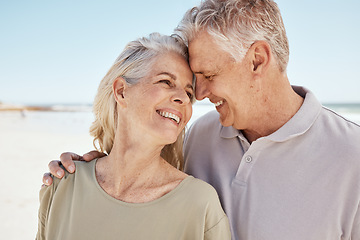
[36,33,231,240]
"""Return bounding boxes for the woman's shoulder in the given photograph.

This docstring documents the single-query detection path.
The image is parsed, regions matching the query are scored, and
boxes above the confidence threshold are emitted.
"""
[179,176,229,233]
[184,176,216,190]
[51,159,96,186]
[73,159,96,174]
[181,176,221,202]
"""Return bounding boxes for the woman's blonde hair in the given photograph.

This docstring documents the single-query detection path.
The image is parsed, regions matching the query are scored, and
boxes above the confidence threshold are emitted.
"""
[175,0,289,72]
[90,32,191,171]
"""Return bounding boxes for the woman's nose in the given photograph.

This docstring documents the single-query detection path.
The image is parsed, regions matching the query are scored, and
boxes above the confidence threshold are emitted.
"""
[172,88,191,105]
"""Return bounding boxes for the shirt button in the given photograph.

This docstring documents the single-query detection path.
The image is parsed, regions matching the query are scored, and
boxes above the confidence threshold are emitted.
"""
[245,156,252,163]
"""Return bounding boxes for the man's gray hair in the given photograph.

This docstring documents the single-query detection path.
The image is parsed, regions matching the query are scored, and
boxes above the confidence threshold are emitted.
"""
[174,0,289,72]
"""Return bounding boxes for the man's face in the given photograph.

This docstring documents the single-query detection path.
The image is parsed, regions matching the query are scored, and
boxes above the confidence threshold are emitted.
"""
[188,31,256,129]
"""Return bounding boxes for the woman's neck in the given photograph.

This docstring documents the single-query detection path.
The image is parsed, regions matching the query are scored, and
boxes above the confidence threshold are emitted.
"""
[95,133,187,203]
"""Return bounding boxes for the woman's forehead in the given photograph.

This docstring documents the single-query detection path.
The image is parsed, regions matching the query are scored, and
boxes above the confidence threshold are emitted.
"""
[149,53,192,79]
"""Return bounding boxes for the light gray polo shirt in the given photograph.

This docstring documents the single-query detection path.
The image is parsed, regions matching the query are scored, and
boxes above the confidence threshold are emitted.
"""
[184,86,360,240]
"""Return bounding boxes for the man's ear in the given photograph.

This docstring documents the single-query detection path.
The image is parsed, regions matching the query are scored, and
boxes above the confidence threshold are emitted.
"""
[113,77,127,108]
[251,41,271,74]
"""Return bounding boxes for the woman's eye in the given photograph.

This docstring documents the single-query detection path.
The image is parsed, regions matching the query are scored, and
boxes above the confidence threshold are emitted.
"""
[159,80,172,86]
[186,91,193,99]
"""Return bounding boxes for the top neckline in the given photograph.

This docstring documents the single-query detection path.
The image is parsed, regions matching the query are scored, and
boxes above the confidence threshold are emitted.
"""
[89,159,193,207]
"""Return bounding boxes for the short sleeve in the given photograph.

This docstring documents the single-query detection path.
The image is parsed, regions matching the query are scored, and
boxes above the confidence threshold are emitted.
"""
[36,178,58,240]
[202,183,231,240]
[352,204,360,239]
[204,215,231,240]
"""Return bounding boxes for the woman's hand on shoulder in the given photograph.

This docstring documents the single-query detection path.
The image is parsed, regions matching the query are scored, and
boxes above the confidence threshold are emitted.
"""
[42,150,106,186]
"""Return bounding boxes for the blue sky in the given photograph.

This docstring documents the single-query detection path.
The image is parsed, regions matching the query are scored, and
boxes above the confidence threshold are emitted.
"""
[1,0,359,105]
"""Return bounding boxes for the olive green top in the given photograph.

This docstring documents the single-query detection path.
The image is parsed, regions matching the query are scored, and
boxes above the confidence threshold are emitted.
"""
[36,160,231,240]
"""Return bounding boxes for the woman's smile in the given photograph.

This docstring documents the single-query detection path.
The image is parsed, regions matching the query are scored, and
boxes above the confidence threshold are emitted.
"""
[156,110,181,125]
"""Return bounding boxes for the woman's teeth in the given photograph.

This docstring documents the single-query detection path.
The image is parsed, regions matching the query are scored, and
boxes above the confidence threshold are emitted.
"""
[158,111,180,124]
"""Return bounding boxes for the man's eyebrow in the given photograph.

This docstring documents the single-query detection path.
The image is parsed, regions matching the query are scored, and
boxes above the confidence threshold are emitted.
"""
[157,72,177,80]
[193,71,203,75]
[194,71,213,75]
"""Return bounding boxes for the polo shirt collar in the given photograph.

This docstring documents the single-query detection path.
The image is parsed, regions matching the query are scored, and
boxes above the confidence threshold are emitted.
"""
[220,124,242,139]
[219,86,322,142]
[265,86,322,142]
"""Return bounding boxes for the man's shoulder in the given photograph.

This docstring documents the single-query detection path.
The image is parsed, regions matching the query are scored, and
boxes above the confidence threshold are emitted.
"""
[184,110,222,148]
[187,110,221,134]
[317,107,360,164]
[320,106,360,137]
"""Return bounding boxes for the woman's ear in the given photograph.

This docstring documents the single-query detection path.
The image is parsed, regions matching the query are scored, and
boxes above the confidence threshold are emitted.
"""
[113,77,127,108]
[251,41,271,74]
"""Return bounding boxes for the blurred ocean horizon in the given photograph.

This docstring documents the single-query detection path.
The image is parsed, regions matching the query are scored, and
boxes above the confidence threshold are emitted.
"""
[1,101,360,133]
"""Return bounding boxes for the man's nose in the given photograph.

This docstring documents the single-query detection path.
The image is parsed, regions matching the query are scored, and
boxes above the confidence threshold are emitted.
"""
[195,77,210,100]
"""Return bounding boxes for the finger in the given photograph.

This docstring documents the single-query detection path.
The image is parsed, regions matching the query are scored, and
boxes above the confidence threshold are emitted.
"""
[59,152,80,173]
[42,172,53,186]
[82,150,107,161]
[48,160,65,178]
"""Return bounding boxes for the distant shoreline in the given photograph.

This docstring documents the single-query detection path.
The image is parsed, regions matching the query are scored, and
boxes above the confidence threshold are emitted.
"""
[0,103,92,112]
[1,102,360,113]
[0,105,53,111]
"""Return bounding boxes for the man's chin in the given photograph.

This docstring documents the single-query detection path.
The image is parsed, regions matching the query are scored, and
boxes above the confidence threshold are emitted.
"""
[218,115,232,127]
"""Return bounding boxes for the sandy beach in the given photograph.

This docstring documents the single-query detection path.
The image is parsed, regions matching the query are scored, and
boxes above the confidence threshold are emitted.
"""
[0,110,94,239]
[1,102,359,239]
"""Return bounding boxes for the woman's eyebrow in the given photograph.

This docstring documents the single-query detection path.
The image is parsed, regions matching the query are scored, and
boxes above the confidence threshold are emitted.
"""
[186,84,194,91]
[157,72,177,80]
[157,72,194,91]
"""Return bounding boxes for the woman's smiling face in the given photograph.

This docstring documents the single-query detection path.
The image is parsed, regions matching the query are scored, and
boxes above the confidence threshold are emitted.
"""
[123,51,194,144]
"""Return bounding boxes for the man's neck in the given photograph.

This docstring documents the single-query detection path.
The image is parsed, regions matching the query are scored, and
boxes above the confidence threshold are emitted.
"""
[242,84,304,143]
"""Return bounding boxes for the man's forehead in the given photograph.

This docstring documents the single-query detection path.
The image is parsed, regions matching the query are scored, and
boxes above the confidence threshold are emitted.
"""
[188,53,209,73]
[188,40,211,71]
[188,32,228,60]
[188,33,212,53]
[189,49,220,75]
[190,61,215,76]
